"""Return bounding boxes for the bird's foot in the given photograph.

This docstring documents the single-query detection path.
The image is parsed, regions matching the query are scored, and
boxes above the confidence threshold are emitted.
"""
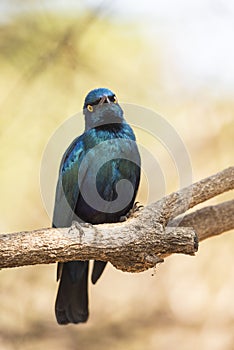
[119,201,144,222]
[132,201,144,213]
[69,221,88,242]
[80,222,94,229]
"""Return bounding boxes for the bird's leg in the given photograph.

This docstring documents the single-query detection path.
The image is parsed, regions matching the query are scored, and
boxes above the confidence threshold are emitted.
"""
[69,221,99,241]
[119,201,144,222]
[69,221,88,242]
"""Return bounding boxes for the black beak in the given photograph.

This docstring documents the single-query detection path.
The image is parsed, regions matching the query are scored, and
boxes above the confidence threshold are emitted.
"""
[99,95,110,105]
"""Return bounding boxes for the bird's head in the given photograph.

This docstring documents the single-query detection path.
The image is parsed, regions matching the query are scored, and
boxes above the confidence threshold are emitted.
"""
[83,88,124,130]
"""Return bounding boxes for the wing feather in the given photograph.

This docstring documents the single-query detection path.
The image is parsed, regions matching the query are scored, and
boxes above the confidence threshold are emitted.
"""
[52,137,84,228]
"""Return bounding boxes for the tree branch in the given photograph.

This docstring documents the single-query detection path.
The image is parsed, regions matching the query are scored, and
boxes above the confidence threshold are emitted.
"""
[171,200,234,241]
[0,167,233,272]
[147,166,234,225]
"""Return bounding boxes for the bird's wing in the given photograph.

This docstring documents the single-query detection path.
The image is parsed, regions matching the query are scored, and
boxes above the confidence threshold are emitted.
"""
[53,137,88,283]
[52,137,85,229]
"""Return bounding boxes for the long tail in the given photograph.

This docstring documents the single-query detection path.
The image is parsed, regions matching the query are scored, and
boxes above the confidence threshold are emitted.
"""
[55,261,89,325]
[92,260,107,284]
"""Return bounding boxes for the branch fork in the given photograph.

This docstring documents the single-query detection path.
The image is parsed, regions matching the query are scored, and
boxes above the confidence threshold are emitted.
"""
[0,167,233,272]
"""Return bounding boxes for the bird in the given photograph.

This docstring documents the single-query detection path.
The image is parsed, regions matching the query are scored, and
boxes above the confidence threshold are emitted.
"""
[53,88,141,325]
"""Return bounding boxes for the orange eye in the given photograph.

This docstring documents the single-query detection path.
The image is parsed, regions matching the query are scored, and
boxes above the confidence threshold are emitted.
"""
[114,96,118,104]
[87,105,93,112]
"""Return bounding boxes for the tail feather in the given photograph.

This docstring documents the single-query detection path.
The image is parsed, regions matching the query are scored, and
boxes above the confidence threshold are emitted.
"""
[55,261,89,325]
[92,260,107,284]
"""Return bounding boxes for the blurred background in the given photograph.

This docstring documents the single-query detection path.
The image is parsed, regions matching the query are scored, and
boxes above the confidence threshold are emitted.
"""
[0,0,233,349]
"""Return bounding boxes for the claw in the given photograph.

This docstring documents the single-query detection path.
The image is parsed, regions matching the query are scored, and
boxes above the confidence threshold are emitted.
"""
[69,221,86,242]
[119,202,144,221]
[132,201,144,212]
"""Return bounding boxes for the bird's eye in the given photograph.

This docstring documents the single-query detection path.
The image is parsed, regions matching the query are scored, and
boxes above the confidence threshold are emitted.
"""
[87,105,93,112]
[108,95,118,104]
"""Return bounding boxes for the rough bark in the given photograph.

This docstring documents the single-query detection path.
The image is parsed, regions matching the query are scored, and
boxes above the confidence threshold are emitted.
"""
[171,200,234,241]
[0,167,233,272]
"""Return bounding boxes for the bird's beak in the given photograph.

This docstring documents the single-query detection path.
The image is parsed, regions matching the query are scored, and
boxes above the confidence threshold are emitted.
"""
[99,95,110,105]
